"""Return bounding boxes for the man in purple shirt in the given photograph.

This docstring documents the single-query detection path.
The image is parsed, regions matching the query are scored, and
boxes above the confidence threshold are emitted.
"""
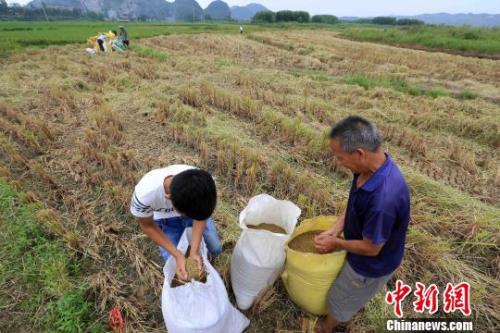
[315,116,410,333]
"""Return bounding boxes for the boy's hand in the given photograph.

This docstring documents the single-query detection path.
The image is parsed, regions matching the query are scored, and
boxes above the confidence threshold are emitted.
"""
[174,254,188,281]
[190,253,203,272]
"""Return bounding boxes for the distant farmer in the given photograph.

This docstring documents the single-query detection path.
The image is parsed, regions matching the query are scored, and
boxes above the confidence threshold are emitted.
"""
[96,30,117,52]
[96,33,107,52]
[130,165,222,280]
[314,116,410,333]
[240,25,243,34]
[118,26,129,48]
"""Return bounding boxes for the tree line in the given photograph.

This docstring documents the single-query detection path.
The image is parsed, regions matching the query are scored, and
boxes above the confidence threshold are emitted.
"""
[359,16,424,25]
[252,10,338,24]
[252,10,423,26]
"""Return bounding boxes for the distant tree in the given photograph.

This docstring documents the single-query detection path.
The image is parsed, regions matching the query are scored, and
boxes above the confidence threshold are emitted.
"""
[71,8,82,18]
[275,10,292,22]
[276,10,310,22]
[355,18,373,24]
[86,11,103,20]
[462,30,480,40]
[396,18,424,25]
[311,14,338,24]
[0,0,8,15]
[10,6,22,17]
[295,11,310,22]
[372,16,397,25]
[252,10,275,23]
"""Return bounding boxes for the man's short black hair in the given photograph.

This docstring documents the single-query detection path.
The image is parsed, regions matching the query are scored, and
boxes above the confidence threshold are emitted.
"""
[329,116,381,153]
[171,169,217,221]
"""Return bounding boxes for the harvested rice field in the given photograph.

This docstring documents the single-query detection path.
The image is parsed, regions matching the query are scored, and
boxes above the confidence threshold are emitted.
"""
[0,28,499,332]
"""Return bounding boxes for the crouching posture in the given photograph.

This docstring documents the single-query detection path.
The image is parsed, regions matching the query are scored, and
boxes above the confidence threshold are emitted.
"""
[130,165,222,280]
[315,116,410,332]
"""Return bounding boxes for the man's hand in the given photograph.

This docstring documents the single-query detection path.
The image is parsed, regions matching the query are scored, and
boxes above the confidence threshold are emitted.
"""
[314,234,343,254]
[319,229,334,237]
[174,254,188,281]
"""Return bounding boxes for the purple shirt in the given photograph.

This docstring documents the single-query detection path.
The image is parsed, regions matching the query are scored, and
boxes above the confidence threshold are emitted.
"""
[344,154,410,278]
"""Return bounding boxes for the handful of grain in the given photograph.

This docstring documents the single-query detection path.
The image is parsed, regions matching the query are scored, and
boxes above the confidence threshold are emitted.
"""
[186,257,203,281]
[171,253,207,288]
[288,231,323,254]
[247,223,287,234]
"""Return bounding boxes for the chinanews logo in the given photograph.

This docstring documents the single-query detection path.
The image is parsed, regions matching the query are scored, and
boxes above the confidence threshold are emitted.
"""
[385,280,473,332]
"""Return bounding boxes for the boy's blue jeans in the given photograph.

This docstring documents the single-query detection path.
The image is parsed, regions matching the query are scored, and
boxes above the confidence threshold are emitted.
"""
[154,216,222,261]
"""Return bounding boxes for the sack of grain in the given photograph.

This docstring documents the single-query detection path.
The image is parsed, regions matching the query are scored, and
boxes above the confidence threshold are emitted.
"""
[282,216,346,315]
[231,194,301,310]
[162,228,249,333]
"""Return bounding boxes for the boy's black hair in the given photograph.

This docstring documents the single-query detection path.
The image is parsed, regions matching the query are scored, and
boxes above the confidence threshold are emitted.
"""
[112,30,118,35]
[171,169,217,221]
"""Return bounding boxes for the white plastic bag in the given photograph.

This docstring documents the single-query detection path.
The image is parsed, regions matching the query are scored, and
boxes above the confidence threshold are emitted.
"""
[231,194,301,310]
[162,228,249,333]
[85,47,96,56]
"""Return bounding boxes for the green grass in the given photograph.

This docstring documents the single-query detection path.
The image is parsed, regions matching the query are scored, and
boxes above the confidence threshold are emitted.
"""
[4,21,497,60]
[342,74,450,98]
[0,181,106,333]
[337,24,500,55]
[457,89,478,100]
[133,45,170,61]
[0,21,290,58]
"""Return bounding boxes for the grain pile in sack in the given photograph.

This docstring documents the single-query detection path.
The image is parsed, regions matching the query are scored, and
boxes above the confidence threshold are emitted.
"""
[288,231,323,253]
[162,228,249,333]
[231,194,301,310]
[281,216,346,315]
[170,250,207,288]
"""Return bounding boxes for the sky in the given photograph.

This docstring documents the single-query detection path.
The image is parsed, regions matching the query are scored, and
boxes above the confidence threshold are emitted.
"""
[7,0,500,16]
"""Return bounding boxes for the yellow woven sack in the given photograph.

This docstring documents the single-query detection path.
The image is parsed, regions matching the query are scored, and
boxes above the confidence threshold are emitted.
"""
[281,216,346,315]
[86,35,98,50]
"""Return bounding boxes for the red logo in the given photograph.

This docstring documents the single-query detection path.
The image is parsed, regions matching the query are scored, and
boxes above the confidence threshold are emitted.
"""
[385,281,471,318]
[413,282,439,314]
[385,280,412,318]
[443,282,471,316]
